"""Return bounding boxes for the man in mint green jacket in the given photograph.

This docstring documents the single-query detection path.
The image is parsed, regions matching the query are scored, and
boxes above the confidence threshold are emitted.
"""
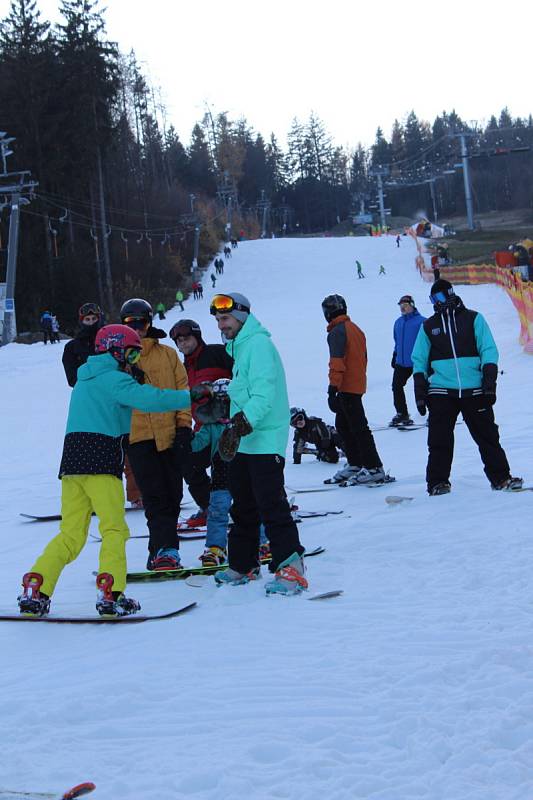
[208,292,307,596]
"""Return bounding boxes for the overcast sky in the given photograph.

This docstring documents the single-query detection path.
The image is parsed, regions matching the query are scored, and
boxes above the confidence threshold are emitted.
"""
[1,0,531,150]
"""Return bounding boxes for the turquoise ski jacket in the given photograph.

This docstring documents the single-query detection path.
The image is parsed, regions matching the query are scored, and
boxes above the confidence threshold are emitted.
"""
[412,303,498,392]
[225,314,290,457]
[66,352,190,435]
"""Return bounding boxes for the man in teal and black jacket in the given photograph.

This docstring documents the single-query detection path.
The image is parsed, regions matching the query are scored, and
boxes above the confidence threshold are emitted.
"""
[411,279,522,495]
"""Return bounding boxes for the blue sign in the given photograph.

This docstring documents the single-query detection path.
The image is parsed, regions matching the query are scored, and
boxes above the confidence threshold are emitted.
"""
[5,298,14,311]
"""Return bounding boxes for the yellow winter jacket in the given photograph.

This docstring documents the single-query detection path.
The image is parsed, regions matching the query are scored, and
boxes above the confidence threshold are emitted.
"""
[130,335,191,450]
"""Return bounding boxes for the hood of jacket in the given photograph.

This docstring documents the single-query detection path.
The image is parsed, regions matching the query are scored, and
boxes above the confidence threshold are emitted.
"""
[226,313,271,358]
[77,352,120,381]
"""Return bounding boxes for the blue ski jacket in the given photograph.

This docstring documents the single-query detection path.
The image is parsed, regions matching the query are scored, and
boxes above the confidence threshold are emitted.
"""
[392,309,426,368]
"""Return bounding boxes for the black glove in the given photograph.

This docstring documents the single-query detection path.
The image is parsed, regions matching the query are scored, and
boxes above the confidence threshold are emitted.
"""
[218,412,253,462]
[327,385,339,413]
[173,427,193,463]
[482,363,497,406]
[413,373,429,416]
[391,352,396,369]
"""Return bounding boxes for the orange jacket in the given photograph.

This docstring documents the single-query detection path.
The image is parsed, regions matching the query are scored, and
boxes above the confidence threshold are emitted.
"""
[129,336,191,450]
[326,315,367,394]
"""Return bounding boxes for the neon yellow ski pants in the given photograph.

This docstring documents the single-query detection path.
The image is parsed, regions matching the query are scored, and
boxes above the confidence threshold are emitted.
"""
[31,475,130,596]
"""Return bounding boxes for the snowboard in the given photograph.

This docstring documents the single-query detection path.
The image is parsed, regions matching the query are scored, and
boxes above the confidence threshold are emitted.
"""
[0,602,197,624]
[0,781,95,799]
[126,546,325,582]
[89,531,206,543]
[20,508,143,523]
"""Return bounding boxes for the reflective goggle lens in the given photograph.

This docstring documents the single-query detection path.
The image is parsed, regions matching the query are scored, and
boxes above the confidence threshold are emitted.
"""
[430,291,447,305]
[210,294,235,315]
[123,316,149,329]
[126,347,141,365]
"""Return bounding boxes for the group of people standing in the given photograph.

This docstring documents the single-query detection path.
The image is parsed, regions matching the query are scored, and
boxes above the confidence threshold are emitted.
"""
[18,252,524,618]
[39,310,61,344]
[19,288,308,618]
[318,279,522,497]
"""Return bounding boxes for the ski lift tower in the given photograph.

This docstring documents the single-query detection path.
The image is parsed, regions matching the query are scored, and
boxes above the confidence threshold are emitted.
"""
[0,133,38,345]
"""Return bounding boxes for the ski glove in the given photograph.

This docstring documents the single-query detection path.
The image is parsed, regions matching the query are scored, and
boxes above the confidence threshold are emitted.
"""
[413,373,429,416]
[327,385,339,413]
[218,412,253,462]
[391,352,396,369]
[173,427,193,463]
[481,363,498,406]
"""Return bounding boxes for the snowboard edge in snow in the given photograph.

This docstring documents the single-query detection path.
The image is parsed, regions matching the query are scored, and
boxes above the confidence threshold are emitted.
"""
[0,603,197,624]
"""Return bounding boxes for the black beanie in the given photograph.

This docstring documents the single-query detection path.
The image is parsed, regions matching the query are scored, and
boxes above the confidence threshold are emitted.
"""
[430,279,454,297]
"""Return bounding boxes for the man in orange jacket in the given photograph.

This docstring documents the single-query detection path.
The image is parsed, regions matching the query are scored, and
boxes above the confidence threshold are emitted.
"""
[322,294,385,485]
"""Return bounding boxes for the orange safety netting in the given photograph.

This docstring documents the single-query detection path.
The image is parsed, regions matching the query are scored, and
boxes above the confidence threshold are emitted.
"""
[408,230,533,354]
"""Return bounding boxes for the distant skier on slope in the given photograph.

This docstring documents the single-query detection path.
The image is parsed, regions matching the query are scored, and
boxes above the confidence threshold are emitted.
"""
[322,294,385,485]
[411,279,523,496]
[389,295,425,427]
[17,324,192,618]
[356,260,365,279]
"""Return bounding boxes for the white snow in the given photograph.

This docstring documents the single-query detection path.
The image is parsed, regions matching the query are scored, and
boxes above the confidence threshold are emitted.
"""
[1,235,533,800]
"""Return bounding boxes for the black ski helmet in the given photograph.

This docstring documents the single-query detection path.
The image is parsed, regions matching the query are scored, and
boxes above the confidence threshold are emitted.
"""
[120,298,153,322]
[321,294,347,322]
[290,407,307,426]
[429,279,455,310]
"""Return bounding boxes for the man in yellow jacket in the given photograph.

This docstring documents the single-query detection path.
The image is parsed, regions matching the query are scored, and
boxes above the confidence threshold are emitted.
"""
[121,298,192,570]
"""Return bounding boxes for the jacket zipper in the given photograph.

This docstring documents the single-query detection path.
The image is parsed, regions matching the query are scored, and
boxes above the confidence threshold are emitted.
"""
[443,311,462,397]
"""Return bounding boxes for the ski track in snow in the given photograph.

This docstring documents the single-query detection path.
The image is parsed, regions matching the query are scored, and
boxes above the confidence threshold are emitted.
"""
[1,236,533,799]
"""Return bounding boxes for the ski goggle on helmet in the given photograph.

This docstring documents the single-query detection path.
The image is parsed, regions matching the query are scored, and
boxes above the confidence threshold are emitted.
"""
[209,294,250,316]
[290,406,306,426]
[79,302,102,322]
[169,319,201,341]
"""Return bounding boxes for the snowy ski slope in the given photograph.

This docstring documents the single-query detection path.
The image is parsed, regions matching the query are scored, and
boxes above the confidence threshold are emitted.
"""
[1,235,533,800]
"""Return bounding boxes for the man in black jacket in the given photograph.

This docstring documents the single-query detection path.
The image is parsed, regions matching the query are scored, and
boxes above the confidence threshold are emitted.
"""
[62,303,103,387]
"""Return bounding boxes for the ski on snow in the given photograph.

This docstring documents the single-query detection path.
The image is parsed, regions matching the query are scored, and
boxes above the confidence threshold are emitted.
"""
[126,546,325,582]
[0,603,197,625]
[0,781,95,799]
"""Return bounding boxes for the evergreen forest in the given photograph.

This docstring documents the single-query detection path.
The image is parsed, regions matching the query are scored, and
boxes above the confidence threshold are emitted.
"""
[1,0,532,331]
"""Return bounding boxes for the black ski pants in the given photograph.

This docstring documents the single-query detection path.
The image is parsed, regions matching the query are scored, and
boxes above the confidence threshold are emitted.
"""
[426,394,511,490]
[182,446,211,511]
[228,453,304,573]
[127,440,183,556]
[392,365,413,416]
[335,393,382,470]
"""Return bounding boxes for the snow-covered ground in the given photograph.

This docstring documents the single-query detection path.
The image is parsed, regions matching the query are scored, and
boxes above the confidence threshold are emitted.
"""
[1,235,533,800]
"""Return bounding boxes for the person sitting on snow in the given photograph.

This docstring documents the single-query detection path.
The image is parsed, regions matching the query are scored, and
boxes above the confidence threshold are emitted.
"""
[289,407,344,465]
